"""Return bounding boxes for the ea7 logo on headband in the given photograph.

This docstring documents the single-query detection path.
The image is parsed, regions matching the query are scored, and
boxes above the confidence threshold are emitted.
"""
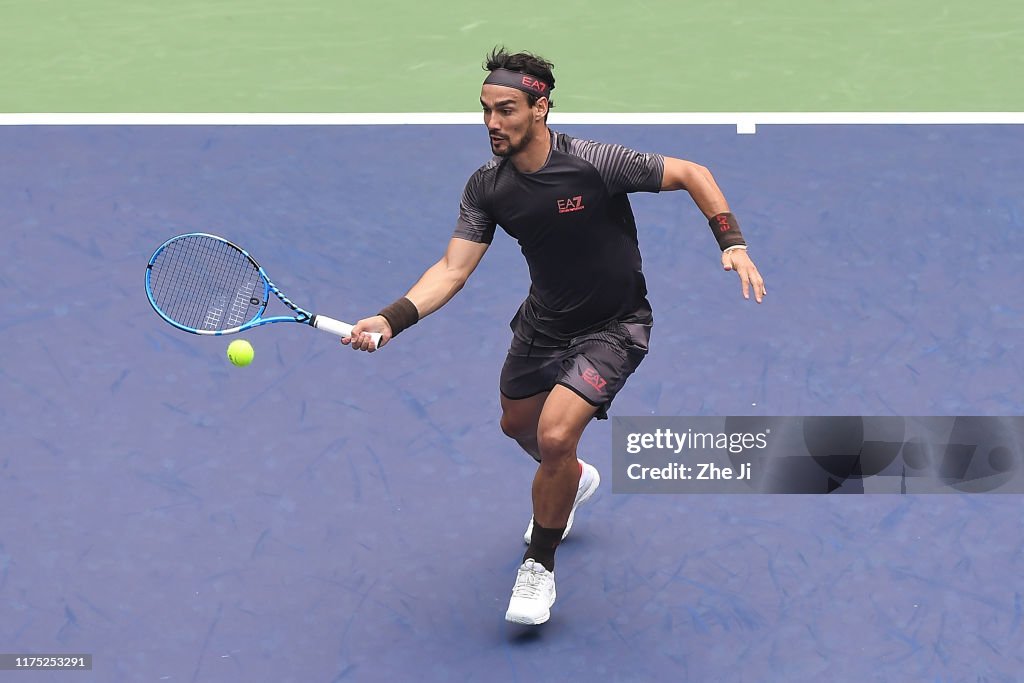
[521,76,548,93]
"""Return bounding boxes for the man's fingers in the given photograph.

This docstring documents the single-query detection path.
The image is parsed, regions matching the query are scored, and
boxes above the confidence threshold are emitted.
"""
[339,319,387,352]
[350,327,390,352]
[352,331,378,352]
[722,252,766,303]
[743,267,766,304]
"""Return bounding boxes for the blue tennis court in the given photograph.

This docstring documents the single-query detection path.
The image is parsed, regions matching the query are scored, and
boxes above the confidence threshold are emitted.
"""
[1,124,1021,681]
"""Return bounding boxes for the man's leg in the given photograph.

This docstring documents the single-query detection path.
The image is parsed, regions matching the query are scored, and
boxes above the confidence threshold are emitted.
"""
[529,385,596,545]
[500,389,595,522]
[524,321,650,535]
[501,390,601,546]
[504,386,595,625]
[503,321,651,624]
[499,391,549,462]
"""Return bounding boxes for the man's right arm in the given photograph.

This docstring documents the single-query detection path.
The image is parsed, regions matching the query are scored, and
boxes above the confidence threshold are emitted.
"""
[406,237,489,317]
[344,237,489,351]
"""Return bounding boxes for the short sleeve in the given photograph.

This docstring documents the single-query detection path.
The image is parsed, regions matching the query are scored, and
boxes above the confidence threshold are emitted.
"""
[453,172,496,244]
[567,137,665,195]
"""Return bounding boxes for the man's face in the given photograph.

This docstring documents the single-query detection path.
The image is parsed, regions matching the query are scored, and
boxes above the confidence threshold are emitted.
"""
[480,85,543,156]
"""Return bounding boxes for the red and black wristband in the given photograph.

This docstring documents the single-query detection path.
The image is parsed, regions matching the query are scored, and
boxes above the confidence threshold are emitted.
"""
[378,297,419,337]
[708,212,747,251]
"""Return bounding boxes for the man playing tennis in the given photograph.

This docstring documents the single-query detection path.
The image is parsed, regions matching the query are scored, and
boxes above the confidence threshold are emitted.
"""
[344,47,766,625]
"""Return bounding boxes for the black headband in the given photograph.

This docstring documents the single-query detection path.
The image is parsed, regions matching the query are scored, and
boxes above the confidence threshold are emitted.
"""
[483,68,553,98]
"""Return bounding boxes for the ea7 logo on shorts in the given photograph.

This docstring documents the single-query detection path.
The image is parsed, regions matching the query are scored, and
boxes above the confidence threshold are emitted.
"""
[557,195,585,214]
[581,368,607,392]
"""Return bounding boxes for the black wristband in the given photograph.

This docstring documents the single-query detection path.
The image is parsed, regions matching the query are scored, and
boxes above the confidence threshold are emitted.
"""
[378,297,419,337]
[708,212,746,250]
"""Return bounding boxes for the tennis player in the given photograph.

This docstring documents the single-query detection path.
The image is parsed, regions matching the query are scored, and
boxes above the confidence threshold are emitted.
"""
[344,47,766,625]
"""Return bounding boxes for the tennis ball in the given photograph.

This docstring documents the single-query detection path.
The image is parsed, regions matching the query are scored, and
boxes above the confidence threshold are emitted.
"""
[227,339,254,367]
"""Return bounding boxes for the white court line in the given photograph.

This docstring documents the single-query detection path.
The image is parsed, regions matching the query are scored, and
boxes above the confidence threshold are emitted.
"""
[1,112,1022,135]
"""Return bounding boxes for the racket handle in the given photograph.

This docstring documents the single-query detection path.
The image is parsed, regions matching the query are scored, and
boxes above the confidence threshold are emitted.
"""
[312,315,383,349]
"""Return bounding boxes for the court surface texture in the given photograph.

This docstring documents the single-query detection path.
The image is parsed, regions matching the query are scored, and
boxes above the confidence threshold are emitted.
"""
[1,122,1022,681]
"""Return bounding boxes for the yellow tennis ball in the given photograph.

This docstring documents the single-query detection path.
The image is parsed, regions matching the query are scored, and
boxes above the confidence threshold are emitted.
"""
[227,339,254,367]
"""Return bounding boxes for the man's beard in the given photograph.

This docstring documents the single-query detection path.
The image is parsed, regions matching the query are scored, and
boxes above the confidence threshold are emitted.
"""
[491,124,534,157]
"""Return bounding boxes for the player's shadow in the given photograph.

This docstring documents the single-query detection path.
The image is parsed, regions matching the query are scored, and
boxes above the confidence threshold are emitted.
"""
[505,619,557,644]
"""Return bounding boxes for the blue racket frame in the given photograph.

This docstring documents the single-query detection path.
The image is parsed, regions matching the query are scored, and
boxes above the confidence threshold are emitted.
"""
[145,232,314,336]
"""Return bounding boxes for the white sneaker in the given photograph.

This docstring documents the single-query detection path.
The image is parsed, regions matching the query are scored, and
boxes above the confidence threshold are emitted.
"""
[504,559,556,625]
[523,459,601,545]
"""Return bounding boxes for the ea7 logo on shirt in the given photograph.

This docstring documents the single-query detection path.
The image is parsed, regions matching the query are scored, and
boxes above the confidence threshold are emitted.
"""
[557,195,585,214]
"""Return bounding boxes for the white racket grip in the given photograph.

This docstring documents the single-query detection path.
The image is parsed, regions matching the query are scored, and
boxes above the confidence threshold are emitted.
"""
[312,315,383,349]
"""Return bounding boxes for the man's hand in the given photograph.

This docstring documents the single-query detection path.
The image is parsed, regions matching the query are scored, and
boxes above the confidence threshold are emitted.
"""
[722,248,766,303]
[342,315,393,352]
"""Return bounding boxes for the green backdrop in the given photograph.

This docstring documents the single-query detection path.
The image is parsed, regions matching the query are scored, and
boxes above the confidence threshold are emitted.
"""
[1,0,1021,112]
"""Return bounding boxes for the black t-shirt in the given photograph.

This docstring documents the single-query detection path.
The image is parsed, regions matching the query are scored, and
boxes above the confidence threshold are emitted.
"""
[454,131,665,340]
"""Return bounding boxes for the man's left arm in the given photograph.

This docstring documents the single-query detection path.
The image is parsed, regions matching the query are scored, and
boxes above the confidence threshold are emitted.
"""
[661,157,767,303]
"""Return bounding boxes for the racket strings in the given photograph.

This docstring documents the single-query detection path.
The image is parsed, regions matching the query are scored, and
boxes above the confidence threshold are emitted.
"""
[149,235,264,332]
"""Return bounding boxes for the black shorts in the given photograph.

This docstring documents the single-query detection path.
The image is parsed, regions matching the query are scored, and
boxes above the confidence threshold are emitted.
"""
[499,315,652,420]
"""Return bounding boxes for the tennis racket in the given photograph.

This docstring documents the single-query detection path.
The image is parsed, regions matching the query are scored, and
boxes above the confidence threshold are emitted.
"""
[145,233,381,348]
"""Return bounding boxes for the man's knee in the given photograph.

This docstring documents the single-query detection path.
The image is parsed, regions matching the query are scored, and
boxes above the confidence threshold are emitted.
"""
[536,422,581,462]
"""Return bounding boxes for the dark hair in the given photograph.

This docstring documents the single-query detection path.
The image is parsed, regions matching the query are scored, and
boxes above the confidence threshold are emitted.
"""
[484,46,556,111]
